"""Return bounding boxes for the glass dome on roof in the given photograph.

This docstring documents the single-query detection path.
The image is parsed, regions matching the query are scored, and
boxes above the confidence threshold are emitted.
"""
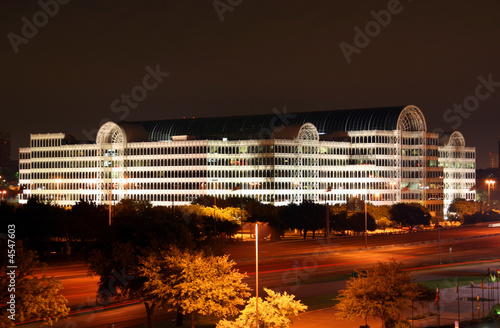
[128,105,425,141]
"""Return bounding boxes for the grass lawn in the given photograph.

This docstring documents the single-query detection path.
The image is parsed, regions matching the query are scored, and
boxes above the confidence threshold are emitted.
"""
[418,276,498,289]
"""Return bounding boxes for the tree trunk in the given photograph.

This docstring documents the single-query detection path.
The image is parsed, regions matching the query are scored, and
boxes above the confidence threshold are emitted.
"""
[191,312,196,328]
[175,309,184,326]
[312,230,316,239]
[303,230,307,239]
[144,302,156,328]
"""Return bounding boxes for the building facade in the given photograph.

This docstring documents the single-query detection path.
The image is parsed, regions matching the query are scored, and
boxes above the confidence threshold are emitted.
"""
[18,105,476,217]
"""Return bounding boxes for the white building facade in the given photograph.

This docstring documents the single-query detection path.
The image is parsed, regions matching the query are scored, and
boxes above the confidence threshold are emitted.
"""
[18,105,476,217]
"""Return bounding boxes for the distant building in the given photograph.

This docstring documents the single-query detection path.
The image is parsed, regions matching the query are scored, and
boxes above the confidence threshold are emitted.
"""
[18,105,476,217]
[439,132,477,215]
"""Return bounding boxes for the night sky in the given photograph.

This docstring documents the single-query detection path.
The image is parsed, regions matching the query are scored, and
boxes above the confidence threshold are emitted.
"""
[1,0,499,168]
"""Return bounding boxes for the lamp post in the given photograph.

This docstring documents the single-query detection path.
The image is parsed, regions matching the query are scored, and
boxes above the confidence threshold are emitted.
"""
[364,194,368,250]
[486,180,496,207]
[365,175,373,250]
[390,181,397,204]
[292,181,299,203]
[437,215,442,265]
[325,186,332,240]
[232,184,243,240]
[92,179,126,226]
[1,190,6,200]
[213,181,218,236]
[107,182,112,226]
[107,178,127,226]
[255,223,259,328]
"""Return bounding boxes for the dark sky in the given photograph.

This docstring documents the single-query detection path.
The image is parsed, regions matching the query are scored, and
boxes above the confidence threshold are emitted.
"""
[1,0,499,168]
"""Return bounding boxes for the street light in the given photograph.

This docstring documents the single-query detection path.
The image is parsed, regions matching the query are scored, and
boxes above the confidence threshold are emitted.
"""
[389,181,397,204]
[255,223,259,328]
[1,190,6,200]
[213,181,218,235]
[364,175,373,250]
[486,180,496,207]
[232,184,243,240]
[91,178,127,226]
[364,195,368,250]
[325,186,332,240]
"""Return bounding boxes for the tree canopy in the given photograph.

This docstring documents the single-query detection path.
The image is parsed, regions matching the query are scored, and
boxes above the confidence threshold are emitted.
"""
[282,201,326,239]
[177,203,243,239]
[346,212,377,233]
[389,203,431,227]
[336,260,432,327]
[0,251,69,326]
[447,198,476,222]
[216,288,307,328]
[139,247,250,328]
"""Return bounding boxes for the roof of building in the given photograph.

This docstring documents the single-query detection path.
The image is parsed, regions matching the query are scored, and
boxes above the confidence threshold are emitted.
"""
[122,105,425,142]
[439,131,466,147]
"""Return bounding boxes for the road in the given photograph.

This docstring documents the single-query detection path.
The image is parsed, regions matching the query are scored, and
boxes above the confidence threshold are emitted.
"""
[21,223,500,328]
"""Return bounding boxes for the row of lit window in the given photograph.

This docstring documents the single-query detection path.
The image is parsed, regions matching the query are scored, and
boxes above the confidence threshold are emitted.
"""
[444,172,476,179]
[439,151,475,159]
[439,162,476,169]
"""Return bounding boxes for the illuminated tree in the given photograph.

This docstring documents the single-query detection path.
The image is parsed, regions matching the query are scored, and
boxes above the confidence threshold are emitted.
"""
[178,203,244,238]
[367,204,392,229]
[367,204,390,220]
[447,198,476,222]
[336,260,430,328]
[376,217,393,230]
[139,247,250,328]
[0,251,69,327]
[217,288,307,328]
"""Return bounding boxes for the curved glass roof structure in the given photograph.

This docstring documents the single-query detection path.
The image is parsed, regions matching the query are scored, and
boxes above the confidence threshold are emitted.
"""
[128,105,424,142]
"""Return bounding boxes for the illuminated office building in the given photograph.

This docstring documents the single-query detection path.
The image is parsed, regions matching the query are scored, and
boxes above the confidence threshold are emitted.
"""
[18,105,476,217]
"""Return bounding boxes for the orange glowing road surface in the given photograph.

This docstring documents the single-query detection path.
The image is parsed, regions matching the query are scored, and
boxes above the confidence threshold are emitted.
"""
[22,223,500,328]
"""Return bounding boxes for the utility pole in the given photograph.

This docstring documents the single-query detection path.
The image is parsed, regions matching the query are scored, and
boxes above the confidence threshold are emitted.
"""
[255,223,259,328]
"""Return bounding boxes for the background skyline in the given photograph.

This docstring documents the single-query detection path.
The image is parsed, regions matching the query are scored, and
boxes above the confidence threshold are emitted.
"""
[1,0,499,168]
